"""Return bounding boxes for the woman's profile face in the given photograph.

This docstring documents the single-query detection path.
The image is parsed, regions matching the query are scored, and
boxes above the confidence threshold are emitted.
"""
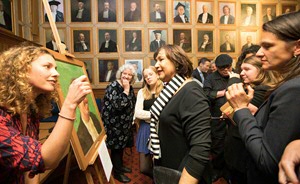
[28,54,59,96]
[143,68,159,86]
[155,49,176,82]
[240,63,259,84]
[256,31,296,71]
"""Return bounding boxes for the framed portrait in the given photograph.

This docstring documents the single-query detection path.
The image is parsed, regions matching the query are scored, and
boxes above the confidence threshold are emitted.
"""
[124,29,143,52]
[125,59,143,83]
[240,31,258,52]
[150,58,156,66]
[98,59,119,83]
[261,4,277,24]
[44,28,66,52]
[197,29,214,53]
[124,0,142,22]
[149,29,167,52]
[219,30,236,53]
[281,4,296,15]
[196,1,214,24]
[0,0,13,32]
[173,29,192,53]
[173,1,191,24]
[47,49,105,170]
[98,0,117,22]
[81,58,93,83]
[241,4,257,26]
[149,0,167,23]
[98,29,118,53]
[218,2,236,25]
[71,0,91,22]
[44,0,65,23]
[71,28,92,53]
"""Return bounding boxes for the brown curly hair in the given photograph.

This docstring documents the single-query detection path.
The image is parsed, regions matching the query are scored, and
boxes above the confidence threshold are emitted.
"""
[0,45,58,117]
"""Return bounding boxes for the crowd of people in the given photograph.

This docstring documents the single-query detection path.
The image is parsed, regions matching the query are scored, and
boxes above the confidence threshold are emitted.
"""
[0,10,299,184]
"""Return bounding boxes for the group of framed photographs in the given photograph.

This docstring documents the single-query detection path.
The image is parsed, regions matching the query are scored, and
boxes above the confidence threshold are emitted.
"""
[39,0,300,87]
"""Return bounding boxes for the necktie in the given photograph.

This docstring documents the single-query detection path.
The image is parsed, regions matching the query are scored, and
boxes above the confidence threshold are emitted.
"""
[200,72,204,83]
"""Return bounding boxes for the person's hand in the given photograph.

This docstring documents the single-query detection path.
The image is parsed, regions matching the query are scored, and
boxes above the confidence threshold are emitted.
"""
[217,89,226,98]
[64,75,92,109]
[122,78,130,95]
[279,140,300,184]
[228,71,240,79]
[226,83,254,111]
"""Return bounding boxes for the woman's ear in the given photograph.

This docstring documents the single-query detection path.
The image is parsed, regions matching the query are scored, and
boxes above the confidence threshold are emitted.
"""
[294,39,300,56]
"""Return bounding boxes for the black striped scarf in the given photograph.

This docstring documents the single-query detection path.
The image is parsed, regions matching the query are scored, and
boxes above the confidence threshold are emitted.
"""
[149,74,185,159]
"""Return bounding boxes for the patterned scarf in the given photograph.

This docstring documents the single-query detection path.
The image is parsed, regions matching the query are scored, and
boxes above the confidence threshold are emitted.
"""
[149,74,185,159]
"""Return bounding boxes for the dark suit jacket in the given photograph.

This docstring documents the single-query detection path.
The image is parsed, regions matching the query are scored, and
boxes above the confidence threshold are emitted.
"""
[177,40,191,52]
[74,41,90,52]
[101,69,116,82]
[99,40,117,52]
[220,42,235,52]
[77,112,101,155]
[174,15,189,23]
[150,39,166,52]
[233,77,300,183]
[241,43,254,52]
[192,69,207,84]
[150,11,166,22]
[71,8,91,22]
[198,41,213,52]
[0,11,12,31]
[45,11,64,22]
[126,39,141,51]
[220,15,235,24]
[263,15,275,23]
[98,10,116,22]
[124,9,141,21]
[197,13,213,23]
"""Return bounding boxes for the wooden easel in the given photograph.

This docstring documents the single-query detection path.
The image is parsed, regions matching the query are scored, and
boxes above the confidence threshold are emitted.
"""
[42,1,116,183]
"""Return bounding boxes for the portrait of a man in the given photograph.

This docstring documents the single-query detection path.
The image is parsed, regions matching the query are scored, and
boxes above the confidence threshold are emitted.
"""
[71,0,91,22]
[82,59,93,82]
[149,1,166,22]
[98,0,116,22]
[282,5,296,14]
[198,30,213,52]
[44,0,64,22]
[124,0,141,22]
[240,31,257,52]
[149,30,166,52]
[45,29,66,52]
[73,30,91,52]
[173,29,191,52]
[220,31,236,52]
[125,30,142,52]
[0,0,12,31]
[219,3,235,24]
[197,2,213,24]
[99,60,118,82]
[262,6,276,23]
[173,1,190,23]
[241,4,256,26]
[99,30,117,52]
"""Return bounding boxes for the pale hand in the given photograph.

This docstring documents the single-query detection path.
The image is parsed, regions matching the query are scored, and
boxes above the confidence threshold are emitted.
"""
[226,83,254,111]
[228,71,240,79]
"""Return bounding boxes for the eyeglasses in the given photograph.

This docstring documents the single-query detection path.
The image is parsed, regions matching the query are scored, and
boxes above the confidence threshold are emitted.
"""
[218,65,231,70]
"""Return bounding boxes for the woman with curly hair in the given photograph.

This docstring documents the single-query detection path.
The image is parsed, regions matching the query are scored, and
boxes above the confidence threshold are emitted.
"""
[0,45,91,183]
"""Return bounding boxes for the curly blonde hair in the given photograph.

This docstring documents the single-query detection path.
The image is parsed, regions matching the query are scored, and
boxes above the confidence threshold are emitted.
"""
[0,45,58,117]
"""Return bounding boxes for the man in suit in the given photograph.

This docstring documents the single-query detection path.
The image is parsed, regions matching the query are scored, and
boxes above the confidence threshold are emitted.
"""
[0,0,12,31]
[241,6,256,26]
[220,34,235,52]
[126,31,141,51]
[71,0,91,22]
[150,30,166,52]
[98,1,116,22]
[132,63,142,82]
[192,57,211,84]
[74,32,90,52]
[101,61,116,82]
[263,7,275,23]
[197,4,213,24]
[241,35,254,52]
[150,2,166,22]
[173,2,189,23]
[124,1,141,22]
[99,32,117,52]
[220,5,235,24]
[46,33,68,52]
[198,33,213,52]
[177,32,191,52]
[45,0,64,22]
